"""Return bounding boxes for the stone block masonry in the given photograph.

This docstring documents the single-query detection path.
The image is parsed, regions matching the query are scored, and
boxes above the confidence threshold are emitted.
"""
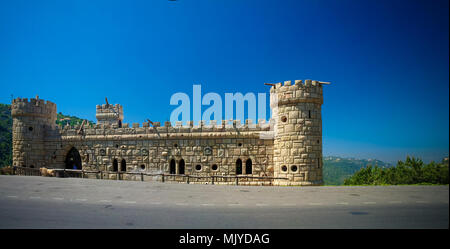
[11,79,328,186]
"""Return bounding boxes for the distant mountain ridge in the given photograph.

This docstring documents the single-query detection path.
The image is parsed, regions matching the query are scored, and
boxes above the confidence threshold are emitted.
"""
[323,156,393,185]
[324,156,393,167]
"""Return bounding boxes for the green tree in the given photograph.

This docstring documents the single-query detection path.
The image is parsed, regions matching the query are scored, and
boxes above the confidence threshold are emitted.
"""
[344,156,449,185]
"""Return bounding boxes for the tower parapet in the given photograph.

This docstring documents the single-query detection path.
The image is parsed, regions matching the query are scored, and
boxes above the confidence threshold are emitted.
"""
[96,103,123,126]
[270,80,326,185]
[270,79,323,106]
[11,97,57,123]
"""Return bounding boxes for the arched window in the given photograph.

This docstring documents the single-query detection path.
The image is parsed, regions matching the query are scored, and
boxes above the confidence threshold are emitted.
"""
[120,159,126,172]
[170,159,176,174]
[178,159,185,175]
[246,159,252,175]
[236,158,242,175]
[113,159,118,172]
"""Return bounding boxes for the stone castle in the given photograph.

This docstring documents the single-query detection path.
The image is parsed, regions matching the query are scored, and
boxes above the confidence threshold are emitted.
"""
[11,79,327,186]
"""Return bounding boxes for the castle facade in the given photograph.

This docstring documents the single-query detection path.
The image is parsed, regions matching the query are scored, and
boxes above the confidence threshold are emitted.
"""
[11,80,326,186]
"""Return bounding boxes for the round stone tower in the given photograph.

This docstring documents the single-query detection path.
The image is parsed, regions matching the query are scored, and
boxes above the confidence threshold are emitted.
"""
[270,80,325,186]
[11,96,57,169]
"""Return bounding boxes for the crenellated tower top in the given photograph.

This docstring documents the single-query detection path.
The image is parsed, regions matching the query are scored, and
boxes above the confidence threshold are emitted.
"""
[269,79,327,109]
[11,96,57,124]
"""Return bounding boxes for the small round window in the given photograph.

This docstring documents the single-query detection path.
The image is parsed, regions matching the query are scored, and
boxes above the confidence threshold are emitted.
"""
[28,126,33,131]
[281,165,287,172]
[291,165,298,172]
[140,164,145,170]
[211,164,218,171]
[195,165,202,171]
[281,116,287,123]
[238,143,242,147]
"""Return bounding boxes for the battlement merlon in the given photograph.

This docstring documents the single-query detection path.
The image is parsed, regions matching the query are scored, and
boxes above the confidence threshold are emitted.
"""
[269,79,328,107]
[11,97,57,121]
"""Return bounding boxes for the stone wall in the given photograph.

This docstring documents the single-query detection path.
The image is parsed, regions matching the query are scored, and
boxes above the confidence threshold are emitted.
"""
[44,121,274,180]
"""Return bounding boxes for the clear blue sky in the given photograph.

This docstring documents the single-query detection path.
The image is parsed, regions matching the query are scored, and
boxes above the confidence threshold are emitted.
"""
[0,0,448,163]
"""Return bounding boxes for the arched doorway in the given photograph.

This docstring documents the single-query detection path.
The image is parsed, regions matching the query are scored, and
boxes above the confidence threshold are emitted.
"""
[178,159,185,174]
[246,159,252,175]
[170,159,176,174]
[113,159,118,172]
[236,158,242,175]
[120,159,126,172]
[65,147,82,170]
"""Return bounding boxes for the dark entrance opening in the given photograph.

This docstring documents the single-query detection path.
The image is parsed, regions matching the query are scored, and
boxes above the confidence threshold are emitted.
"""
[170,159,176,174]
[65,147,82,170]
[179,159,185,174]
[113,159,118,172]
[118,120,122,128]
[246,159,252,175]
[236,158,242,175]
[120,159,126,172]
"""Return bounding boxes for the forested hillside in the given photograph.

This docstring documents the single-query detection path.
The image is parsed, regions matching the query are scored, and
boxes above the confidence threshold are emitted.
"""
[56,112,94,127]
[343,156,449,185]
[0,104,12,168]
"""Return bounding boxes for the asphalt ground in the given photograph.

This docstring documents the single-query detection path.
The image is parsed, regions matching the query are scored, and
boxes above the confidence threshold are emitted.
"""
[0,175,448,228]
